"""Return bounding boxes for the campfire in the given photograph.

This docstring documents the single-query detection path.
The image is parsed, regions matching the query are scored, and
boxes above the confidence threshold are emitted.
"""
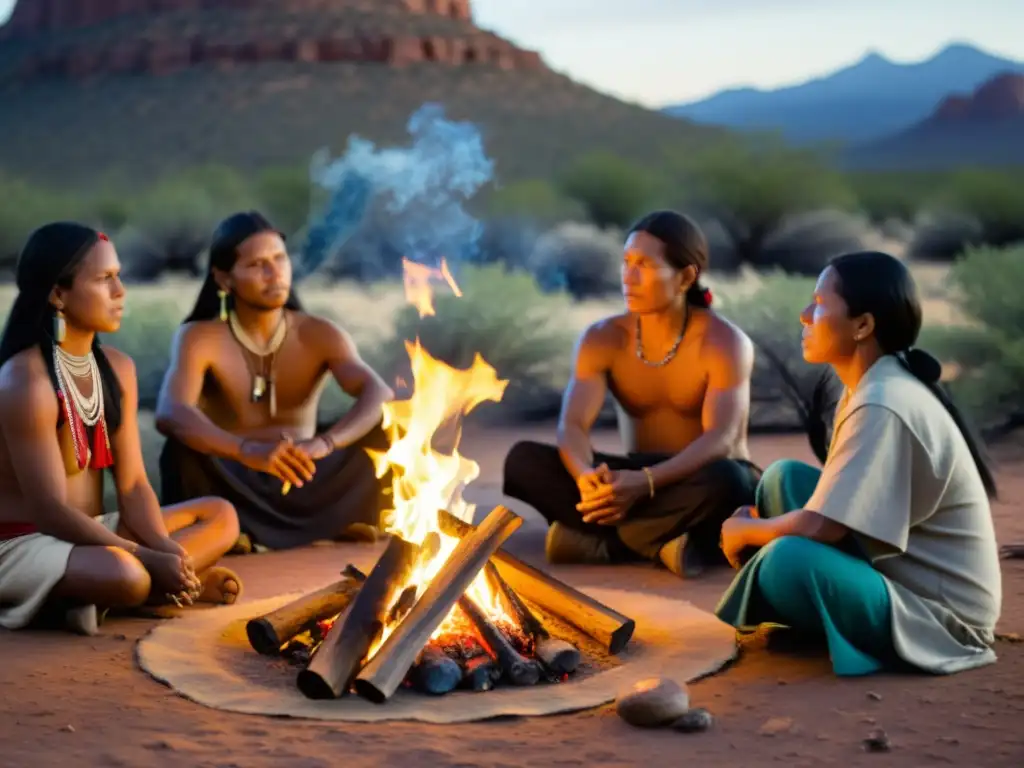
[243,260,635,702]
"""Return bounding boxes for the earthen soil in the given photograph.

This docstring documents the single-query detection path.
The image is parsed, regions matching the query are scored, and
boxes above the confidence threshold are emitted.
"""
[1,429,1021,767]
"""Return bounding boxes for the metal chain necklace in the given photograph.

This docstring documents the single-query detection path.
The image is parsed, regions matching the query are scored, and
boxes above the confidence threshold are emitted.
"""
[53,345,103,426]
[635,307,689,368]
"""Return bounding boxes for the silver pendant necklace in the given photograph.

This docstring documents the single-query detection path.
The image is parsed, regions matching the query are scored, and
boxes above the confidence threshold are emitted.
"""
[635,308,689,368]
[228,311,288,416]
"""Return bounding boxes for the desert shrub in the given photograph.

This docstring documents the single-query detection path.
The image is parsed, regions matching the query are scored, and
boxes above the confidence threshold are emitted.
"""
[663,137,856,274]
[906,211,985,262]
[116,165,256,281]
[923,244,1024,435]
[255,165,313,237]
[0,174,87,276]
[381,264,576,421]
[847,170,939,225]
[558,152,666,229]
[473,216,541,270]
[757,210,876,275]
[667,137,856,272]
[528,221,623,300]
[717,272,839,442]
[487,179,584,224]
[937,170,1024,248]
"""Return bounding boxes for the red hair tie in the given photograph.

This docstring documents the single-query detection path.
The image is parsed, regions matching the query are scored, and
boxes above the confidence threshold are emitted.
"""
[703,288,713,306]
[97,232,109,241]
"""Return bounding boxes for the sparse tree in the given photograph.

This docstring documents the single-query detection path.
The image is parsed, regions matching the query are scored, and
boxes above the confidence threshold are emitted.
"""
[668,137,857,273]
[559,152,665,229]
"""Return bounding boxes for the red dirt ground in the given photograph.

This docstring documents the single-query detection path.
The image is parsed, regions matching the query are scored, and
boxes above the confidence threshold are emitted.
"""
[1,429,1022,767]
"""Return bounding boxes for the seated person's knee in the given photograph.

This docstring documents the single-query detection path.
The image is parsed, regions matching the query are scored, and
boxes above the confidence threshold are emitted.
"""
[756,535,821,593]
[503,440,560,488]
[207,497,241,540]
[106,548,152,607]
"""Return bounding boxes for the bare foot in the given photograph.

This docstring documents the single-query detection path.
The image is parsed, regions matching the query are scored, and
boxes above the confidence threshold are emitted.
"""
[197,567,242,605]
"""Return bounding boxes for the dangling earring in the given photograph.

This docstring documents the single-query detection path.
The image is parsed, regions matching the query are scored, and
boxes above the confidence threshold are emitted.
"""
[54,309,66,344]
[218,289,228,322]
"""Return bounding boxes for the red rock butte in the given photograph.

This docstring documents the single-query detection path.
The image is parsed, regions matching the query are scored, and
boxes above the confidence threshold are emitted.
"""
[933,72,1024,122]
[0,0,545,79]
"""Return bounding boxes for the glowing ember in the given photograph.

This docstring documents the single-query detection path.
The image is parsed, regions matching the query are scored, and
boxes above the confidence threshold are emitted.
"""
[365,258,510,656]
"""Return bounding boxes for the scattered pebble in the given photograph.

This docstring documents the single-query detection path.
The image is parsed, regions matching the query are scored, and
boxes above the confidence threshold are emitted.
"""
[672,708,713,733]
[60,725,75,733]
[758,717,795,736]
[863,728,891,752]
[616,678,690,728]
[113,634,127,641]
[867,691,883,701]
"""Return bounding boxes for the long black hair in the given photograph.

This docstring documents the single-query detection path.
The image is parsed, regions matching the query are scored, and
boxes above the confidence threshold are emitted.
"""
[830,250,997,498]
[627,210,713,308]
[0,222,122,432]
[184,211,304,323]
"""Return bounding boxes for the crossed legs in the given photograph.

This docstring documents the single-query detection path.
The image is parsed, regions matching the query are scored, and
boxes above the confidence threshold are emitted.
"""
[51,497,241,613]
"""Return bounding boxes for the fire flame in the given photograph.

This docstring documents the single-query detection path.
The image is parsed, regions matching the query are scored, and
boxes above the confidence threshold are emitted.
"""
[366,258,510,654]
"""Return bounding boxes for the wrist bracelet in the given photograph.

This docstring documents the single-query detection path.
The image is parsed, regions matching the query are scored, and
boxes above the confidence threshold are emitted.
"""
[641,467,655,499]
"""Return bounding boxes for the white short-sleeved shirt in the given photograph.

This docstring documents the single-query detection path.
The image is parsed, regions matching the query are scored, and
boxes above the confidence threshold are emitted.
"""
[807,355,1002,673]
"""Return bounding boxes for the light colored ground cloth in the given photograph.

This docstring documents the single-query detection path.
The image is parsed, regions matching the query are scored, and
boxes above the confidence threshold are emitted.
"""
[136,586,737,724]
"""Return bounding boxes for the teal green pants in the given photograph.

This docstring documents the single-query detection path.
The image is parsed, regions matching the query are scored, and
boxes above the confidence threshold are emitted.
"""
[715,460,901,676]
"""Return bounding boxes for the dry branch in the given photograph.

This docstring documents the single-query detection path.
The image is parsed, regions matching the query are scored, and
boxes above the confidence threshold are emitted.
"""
[438,510,634,653]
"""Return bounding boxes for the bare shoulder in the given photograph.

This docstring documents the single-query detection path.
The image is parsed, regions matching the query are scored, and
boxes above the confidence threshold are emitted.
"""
[702,310,755,370]
[176,318,225,348]
[98,344,137,380]
[0,348,56,413]
[291,311,357,357]
[578,314,630,354]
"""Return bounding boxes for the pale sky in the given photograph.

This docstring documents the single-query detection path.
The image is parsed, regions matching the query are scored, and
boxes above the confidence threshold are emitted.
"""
[1,0,1022,106]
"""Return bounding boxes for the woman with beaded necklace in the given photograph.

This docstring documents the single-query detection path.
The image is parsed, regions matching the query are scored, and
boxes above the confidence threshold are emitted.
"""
[0,222,241,636]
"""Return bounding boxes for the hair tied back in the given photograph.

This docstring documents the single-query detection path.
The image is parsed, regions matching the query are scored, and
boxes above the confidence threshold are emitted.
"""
[903,348,942,385]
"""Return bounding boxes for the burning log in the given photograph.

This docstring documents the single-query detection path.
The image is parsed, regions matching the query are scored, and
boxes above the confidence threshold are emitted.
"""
[458,594,542,686]
[439,510,635,653]
[461,654,501,691]
[245,565,367,656]
[408,644,462,695]
[485,562,580,675]
[353,505,523,703]
[297,536,420,699]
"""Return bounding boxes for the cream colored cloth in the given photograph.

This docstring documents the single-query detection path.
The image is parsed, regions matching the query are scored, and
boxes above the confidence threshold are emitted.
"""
[807,356,1001,674]
[0,512,120,630]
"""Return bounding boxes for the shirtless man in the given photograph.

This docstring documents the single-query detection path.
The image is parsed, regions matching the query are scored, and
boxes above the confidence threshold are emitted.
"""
[155,211,395,552]
[0,222,241,635]
[503,210,760,578]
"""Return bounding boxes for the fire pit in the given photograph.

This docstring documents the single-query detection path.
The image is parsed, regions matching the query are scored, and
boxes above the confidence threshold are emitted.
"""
[242,507,634,703]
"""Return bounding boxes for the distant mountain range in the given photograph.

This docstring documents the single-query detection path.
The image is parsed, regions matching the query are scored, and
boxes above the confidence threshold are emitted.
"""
[663,43,1024,147]
[846,72,1024,170]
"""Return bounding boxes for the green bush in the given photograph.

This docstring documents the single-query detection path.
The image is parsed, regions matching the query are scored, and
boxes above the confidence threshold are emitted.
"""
[381,264,576,421]
[0,174,88,275]
[923,244,1024,433]
[116,165,257,280]
[487,179,584,224]
[667,137,856,274]
[255,165,313,237]
[558,152,666,229]
[717,273,836,433]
